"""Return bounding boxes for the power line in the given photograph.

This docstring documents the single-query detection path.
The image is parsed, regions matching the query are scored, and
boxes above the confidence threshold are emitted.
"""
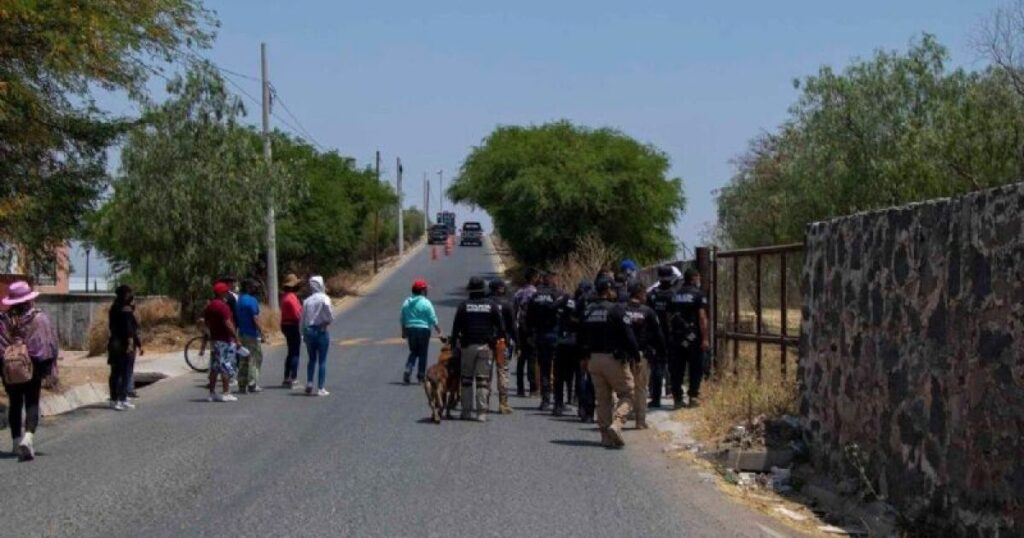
[269,84,326,151]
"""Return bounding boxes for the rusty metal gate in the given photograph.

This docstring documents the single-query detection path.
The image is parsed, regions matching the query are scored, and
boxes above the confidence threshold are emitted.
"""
[708,243,804,380]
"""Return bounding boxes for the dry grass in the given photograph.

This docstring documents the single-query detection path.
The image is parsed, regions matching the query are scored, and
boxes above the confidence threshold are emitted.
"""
[549,234,620,290]
[86,297,283,357]
[680,343,800,445]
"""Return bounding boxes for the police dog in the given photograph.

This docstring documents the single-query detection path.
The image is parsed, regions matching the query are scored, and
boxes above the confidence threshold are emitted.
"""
[424,338,461,423]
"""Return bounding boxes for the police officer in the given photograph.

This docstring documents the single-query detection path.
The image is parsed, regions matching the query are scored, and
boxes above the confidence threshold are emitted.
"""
[526,271,567,411]
[450,277,505,422]
[488,278,516,415]
[672,268,709,407]
[512,268,541,397]
[552,280,586,417]
[615,260,640,303]
[646,265,677,408]
[624,282,666,429]
[574,281,597,423]
[579,277,639,448]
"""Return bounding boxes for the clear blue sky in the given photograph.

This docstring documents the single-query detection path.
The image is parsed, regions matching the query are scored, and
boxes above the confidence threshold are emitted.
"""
[108,0,1005,261]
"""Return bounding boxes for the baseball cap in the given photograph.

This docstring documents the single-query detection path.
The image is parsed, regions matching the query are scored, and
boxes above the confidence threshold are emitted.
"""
[213,282,230,296]
[412,279,429,292]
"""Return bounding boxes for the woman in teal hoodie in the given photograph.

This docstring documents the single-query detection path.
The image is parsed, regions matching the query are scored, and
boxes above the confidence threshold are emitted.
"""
[401,279,443,384]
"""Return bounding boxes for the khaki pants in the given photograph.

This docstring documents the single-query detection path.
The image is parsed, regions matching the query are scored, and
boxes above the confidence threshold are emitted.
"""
[238,335,263,388]
[588,353,634,433]
[461,344,493,419]
[630,359,650,426]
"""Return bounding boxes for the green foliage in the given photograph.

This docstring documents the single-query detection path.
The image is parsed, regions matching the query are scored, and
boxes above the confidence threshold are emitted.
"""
[0,0,215,262]
[92,64,284,319]
[448,121,685,266]
[272,134,397,273]
[718,35,1024,248]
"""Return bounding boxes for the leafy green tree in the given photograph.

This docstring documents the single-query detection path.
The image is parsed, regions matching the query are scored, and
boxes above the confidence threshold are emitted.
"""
[272,134,397,273]
[449,121,685,266]
[0,0,215,262]
[92,64,285,319]
[717,35,1024,248]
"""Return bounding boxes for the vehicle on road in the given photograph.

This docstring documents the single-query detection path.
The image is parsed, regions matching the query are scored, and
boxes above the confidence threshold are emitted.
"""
[460,221,484,246]
[437,211,456,235]
[428,224,449,245]
[184,325,211,372]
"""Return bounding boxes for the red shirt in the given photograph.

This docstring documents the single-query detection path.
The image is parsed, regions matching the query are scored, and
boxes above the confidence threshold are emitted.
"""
[204,298,235,342]
[280,292,302,326]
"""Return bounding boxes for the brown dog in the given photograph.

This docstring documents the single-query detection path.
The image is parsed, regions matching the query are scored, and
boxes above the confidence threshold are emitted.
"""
[424,339,461,423]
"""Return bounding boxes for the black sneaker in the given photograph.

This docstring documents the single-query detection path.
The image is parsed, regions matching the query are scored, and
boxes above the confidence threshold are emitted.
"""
[649,400,662,409]
[402,372,411,385]
[538,401,551,412]
[516,390,526,398]
[552,405,564,417]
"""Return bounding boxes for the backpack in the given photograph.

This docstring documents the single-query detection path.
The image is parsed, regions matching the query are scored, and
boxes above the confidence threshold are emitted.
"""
[3,317,34,385]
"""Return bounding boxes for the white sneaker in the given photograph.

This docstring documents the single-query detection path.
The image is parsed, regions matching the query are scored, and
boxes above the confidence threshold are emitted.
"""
[317,388,330,397]
[12,436,21,454]
[121,400,136,410]
[210,393,224,402]
[112,401,125,411]
[18,432,34,461]
[109,400,119,409]
[207,393,217,402]
[221,394,238,402]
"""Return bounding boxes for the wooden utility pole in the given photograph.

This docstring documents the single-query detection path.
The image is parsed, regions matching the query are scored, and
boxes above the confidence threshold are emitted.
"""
[423,173,429,231]
[438,169,444,213]
[261,42,279,311]
[397,157,404,255]
[373,150,380,274]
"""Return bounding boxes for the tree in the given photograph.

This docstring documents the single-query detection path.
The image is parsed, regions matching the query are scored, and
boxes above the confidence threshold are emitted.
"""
[92,64,285,320]
[717,35,1024,248]
[448,121,685,267]
[0,0,215,263]
[272,133,397,274]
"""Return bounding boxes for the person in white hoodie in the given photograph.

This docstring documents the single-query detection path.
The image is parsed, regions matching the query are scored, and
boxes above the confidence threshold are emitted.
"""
[301,275,335,396]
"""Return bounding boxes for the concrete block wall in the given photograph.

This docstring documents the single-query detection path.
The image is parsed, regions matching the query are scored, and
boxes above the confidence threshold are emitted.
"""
[800,183,1024,535]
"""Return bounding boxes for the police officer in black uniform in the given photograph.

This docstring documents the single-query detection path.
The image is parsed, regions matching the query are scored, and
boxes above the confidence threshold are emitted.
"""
[579,277,639,448]
[525,271,567,412]
[574,281,596,422]
[552,280,587,417]
[450,277,505,422]
[646,265,677,408]
[672,268,709,407]
[624,282,666,429]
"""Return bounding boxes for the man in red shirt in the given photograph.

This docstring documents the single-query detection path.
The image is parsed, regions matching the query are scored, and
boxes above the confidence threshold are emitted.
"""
[204,282,239,402]
[279,273,303,387]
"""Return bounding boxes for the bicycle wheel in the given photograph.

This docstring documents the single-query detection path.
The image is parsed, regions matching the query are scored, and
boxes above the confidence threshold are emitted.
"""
[184,336,211,373]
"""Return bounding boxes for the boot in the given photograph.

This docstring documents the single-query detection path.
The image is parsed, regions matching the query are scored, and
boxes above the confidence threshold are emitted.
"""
[599,429,613,447]
[498,395,513,415]
[606,426,625,448]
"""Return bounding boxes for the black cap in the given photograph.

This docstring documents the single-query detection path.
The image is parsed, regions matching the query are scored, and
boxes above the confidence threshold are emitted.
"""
[488,278,507,291]
[628,282,647,297]
[577,279,593,292]
[594,277,613,292]
[657,265,674,279]
[467,277,486,292]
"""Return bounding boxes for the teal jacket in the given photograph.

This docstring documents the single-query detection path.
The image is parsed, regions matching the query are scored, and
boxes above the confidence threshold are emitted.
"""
[401,295,438,330]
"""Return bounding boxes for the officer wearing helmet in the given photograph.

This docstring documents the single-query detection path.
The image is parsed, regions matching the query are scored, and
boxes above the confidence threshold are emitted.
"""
[450,277,505,421]
[646,265,677,408]
[488,278,516,414]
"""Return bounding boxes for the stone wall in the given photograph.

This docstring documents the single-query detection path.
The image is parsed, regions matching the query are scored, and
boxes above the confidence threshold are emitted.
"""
[800,183,1024,535]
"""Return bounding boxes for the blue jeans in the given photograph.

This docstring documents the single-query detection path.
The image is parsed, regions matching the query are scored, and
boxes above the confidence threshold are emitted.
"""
[304,326,330,389]
[404,328,431,380]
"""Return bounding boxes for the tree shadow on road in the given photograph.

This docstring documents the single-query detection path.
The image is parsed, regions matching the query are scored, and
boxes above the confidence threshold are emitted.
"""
[550,439,606,448]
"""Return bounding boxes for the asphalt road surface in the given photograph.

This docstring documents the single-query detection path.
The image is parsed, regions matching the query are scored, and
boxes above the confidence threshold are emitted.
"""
[0,240,794,538]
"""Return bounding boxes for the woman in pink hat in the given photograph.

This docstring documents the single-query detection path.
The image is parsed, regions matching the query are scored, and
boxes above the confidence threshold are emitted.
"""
[0,280,59,461]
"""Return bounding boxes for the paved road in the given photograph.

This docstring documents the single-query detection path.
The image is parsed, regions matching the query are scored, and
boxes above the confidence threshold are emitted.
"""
[0,240,793,537]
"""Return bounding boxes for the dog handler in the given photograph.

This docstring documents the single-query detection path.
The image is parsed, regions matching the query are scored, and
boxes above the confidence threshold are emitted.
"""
[450,277,504,422]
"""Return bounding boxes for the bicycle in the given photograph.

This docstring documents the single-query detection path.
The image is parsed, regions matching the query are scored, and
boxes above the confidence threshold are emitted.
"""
[184,323,211,373]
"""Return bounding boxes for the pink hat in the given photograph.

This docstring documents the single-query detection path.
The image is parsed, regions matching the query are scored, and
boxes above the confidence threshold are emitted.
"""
[2,281,39,306]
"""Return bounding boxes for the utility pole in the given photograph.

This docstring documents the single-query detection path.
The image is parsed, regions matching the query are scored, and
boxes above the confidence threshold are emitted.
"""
[423,172,429,231]
[397,157,404,255]
[438,169,444,213]
[261,42,279,312]
[373,150,380,274]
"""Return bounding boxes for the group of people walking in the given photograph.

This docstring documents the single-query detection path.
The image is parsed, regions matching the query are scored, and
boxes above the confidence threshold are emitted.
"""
[400,260,710,448]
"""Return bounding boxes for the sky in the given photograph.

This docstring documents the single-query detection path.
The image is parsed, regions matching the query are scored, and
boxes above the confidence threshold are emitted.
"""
[84,0,1006,276]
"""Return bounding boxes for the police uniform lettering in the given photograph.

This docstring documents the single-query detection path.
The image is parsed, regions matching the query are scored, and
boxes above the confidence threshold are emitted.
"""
[466,303,493,313]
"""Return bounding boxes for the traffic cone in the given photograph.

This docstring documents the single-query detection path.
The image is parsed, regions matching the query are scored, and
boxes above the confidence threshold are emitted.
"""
[444,242,451,256]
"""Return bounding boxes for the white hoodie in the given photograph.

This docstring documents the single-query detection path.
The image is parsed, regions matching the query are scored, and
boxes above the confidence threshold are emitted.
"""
[301,275,334,329]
